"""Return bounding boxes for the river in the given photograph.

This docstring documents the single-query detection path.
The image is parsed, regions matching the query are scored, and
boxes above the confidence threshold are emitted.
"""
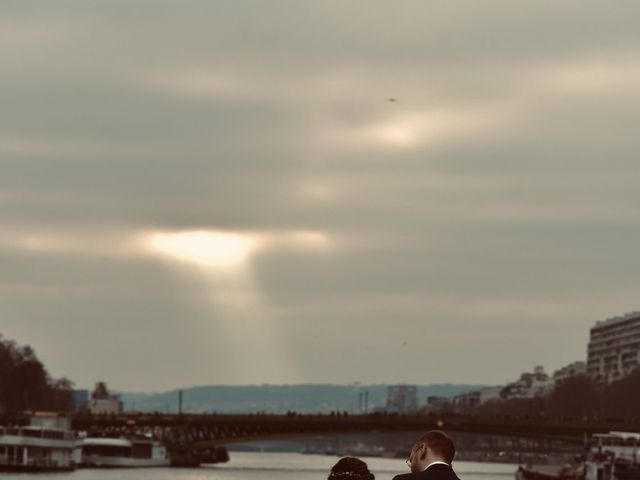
[0,452,518,479]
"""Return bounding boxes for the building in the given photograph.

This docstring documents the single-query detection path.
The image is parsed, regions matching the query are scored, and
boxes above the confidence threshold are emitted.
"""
[425,396,452,414]
[386,385,417,414]
[452,386,503,413]
[72,390,90,413]
[587,311,640,383]
[477,386,503,403]
[87,382,123,415]
[501,366,553,399]
[553,361,587,383]
[453,391,481,412]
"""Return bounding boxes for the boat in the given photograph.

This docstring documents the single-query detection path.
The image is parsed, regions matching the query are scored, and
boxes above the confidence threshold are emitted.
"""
[585,432,640,480]
[0,413,78,472]
[516,431,640,480]
[516,462,584,480]
[79,436,170,468]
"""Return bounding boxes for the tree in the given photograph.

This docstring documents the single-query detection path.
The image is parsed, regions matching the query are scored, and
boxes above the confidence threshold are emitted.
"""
[548,374,601,420]
[0,334,75,414]
[602,368,640,420]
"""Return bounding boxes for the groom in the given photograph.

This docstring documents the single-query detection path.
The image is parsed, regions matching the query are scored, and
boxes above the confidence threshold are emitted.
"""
[393,430,460,480]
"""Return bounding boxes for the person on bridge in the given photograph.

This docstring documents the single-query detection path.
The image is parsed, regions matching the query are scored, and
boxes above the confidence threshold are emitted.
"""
[393,430,460,480]
[328,456,375,480]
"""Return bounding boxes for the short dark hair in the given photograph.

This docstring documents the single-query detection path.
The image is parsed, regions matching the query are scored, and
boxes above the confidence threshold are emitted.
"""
[419,430,455,464]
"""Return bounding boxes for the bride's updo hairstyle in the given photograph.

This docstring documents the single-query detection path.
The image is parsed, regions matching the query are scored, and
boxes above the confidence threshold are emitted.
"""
[328,457,375,480]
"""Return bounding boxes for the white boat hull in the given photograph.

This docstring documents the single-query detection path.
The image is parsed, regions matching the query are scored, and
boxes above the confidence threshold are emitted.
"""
[80,455,170,468]
[80,437,170,468]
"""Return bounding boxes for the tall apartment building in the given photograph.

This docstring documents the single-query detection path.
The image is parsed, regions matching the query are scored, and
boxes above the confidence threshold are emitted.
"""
[587,311,640,383]
[386,385,417,414]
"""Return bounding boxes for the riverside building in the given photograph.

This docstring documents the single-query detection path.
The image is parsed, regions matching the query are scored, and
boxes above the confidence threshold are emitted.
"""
[87,382,123,415]
[587,311,640,383]
[452,386,503,413]
[553,361,587,383]
[500,366,553,399]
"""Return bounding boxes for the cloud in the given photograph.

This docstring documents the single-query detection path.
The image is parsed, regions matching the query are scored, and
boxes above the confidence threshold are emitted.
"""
[324,103,513,150]
[536,57,640,94]
[1,0,640,390]
[0,135,153,159]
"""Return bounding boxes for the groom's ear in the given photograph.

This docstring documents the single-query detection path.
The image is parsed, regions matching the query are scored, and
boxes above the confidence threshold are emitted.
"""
[420,445,428,460]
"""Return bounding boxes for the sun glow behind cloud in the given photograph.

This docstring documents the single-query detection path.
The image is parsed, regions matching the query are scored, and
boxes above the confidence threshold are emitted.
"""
[146,230,258,269]
[326,105,513,150]
[142,229,331,268]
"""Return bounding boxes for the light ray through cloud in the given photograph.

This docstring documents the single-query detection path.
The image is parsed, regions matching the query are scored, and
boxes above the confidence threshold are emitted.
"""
[139,228,333,383]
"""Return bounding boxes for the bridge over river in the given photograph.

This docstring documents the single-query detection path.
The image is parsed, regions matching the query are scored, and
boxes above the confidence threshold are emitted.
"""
[70,413,639,465]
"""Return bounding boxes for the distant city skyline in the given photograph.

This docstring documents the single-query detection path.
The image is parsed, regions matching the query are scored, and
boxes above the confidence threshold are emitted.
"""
[1,1,639,392]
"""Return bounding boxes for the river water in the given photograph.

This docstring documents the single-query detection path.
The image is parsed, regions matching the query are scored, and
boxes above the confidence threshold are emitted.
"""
[0,452,518,480]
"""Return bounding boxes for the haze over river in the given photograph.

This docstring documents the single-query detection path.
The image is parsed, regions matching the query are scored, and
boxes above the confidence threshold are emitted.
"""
[0,452,517,480]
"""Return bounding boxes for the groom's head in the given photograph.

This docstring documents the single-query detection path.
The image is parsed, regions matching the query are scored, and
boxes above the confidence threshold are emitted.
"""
[408,430,455,472]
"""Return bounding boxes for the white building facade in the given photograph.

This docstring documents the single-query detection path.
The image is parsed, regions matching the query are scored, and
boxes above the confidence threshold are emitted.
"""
[587,311,640,383]
[87,382,123,415]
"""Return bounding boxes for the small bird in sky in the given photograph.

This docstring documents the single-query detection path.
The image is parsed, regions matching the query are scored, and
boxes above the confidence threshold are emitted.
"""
[386,98,399,103]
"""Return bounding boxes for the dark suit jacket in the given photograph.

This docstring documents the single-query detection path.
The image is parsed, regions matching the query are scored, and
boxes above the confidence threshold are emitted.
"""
[393,463,460,480]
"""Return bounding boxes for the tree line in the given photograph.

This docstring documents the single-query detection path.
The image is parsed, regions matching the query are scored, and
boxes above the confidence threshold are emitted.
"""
[0,335,74,414]
[474,370,640,421]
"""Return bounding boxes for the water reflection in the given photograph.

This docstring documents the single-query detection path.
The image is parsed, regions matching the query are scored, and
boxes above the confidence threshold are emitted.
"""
[0,452,517,480]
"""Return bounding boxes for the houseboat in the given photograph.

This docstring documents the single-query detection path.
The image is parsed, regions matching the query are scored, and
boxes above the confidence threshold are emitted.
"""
[517,431,640,480]
[0,413,77,472]
[80,436,170,467]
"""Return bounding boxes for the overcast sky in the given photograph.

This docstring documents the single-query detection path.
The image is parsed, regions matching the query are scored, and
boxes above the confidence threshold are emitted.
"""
[2,1,640,392]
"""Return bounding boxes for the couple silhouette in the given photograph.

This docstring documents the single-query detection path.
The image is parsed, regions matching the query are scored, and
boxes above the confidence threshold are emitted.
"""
[327,430,460,480]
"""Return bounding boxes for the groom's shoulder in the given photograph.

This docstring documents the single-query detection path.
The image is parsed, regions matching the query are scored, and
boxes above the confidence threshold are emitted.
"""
[393,466,460,480]
[393,474,420,480]
[393,473,427,480]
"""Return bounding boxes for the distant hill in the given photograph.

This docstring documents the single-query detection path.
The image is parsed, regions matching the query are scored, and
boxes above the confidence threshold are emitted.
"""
[119,384,487,414]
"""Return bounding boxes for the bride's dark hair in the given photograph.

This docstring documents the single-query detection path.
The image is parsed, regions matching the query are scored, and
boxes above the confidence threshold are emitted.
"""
[328,457,375,480]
